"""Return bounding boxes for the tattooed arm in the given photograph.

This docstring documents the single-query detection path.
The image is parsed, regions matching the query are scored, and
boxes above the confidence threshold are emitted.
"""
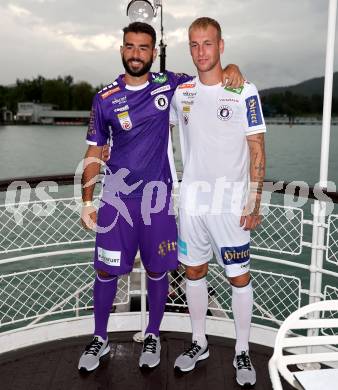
[240,133,266,230]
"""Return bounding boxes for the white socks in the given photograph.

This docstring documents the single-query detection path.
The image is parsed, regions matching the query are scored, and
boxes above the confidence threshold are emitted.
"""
[231,281,253,354]
[186,276,253,353]
[186,277,208,347]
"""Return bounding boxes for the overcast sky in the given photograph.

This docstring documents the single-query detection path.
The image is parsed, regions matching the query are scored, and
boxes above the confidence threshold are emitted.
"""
[0,0,337,90]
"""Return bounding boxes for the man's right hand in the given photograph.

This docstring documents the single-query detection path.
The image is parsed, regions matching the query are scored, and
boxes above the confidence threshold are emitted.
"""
[81,205,97,230]
[102,144,110,162]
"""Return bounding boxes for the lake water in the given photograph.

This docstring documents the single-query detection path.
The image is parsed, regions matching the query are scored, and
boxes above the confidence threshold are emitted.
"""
[1,124,338,186]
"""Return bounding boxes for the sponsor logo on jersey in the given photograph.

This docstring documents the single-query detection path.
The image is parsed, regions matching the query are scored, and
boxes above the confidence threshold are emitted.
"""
[158,240,177,257]
[153,73,168,84]
[178,237,187,255]
[221,243,250,265]
[183,106,190,124]
[87,107,96,136]
[101,87,120,99]
[154,94,169,110]
[150,84,171,96]
[111,96,127,105]
[181,100,194,105]
[246,95,263,127]
[178,83,195,89]
[217,105,233,121]
[219,98,239,103]
[98,247,121,266]
[117,111,132,130]
[224,85,244,95]
[114,104,129,113]
[183,91,197,98]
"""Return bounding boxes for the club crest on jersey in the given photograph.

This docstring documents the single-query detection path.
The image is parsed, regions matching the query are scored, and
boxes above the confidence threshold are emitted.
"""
[154,94,169,110]
[183,106,190,125]
[217,105,233,121]
[117,111,132,131]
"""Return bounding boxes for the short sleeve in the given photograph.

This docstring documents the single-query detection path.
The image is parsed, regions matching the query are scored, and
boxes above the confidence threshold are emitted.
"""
[243,82,266,136]
[169,91,179,125]
[168,71,194,90]
[86,94,110,146]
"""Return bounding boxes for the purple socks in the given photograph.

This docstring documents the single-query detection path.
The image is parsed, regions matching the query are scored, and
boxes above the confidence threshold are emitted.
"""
[93,274,118,340]
[93,272,168,339]
[145,272,169,336]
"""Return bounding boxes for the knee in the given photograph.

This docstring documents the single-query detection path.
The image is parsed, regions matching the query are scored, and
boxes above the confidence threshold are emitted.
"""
[185,263,208,280]
[146,271,167,280]
[229,272,251,287]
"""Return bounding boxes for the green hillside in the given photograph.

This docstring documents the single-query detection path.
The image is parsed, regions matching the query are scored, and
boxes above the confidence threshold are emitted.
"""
[261,72,338,98]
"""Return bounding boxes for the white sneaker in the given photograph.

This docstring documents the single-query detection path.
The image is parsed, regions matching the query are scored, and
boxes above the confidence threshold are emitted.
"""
[78,335,110,372]
[233,350,256,386]
[139,333,161,368]
[174,340,209,372]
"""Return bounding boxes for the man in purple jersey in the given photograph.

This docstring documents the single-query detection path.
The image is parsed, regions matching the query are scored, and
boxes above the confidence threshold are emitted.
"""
[78,22,244,372]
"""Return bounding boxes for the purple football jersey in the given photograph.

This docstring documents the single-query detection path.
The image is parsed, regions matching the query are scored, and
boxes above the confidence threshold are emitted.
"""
[86,71,192,197]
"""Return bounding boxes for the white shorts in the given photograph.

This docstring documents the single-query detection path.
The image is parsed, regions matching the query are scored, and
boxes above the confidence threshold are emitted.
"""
[178,209,251,278]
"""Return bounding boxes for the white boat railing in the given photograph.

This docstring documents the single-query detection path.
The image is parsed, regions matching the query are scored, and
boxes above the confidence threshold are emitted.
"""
[0,194,337,357]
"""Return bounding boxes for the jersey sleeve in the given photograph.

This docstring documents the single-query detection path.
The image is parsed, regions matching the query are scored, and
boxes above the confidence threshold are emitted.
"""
[169,91,179,125]
[167,71,194,90]
[243,82,266,136]
[86,94,110,146]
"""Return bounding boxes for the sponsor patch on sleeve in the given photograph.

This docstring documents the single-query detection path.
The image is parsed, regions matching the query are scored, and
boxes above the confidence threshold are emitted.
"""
[87,106,96,136]
[98,247,121,266]
[246,95,263,127]
[221,243,250,265]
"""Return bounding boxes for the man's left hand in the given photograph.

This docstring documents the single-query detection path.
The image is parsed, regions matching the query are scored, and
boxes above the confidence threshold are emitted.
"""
[222,64,245,88]
[240,195,262,231]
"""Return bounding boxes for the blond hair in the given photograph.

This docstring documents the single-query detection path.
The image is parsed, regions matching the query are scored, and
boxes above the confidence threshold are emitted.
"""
[189,17,222,41]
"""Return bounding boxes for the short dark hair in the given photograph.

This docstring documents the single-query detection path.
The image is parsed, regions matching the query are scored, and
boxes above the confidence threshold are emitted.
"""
[123,22,157,48]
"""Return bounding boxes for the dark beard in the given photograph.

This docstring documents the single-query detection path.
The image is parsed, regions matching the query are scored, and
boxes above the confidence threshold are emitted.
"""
[122,56,153,77]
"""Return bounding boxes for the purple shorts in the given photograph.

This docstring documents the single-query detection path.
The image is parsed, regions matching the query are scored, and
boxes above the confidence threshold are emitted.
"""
[93,193,178,276]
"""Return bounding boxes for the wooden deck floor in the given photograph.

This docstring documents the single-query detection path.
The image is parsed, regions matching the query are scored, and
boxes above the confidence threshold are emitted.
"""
[0,331,293,390]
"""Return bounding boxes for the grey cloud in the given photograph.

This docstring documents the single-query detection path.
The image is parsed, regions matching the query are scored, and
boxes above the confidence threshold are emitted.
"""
[0,0,337,89]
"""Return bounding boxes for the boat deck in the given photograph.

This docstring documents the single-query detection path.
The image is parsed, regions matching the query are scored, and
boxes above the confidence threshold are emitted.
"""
[0,331,293,390]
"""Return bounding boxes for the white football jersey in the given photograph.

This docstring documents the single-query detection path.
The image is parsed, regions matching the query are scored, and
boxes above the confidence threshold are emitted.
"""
[170,78,266,215]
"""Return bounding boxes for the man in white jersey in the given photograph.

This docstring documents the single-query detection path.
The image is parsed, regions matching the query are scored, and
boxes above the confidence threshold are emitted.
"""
[170,18,266,387]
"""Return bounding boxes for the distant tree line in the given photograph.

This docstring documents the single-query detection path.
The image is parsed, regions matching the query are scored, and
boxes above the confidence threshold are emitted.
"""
[1,75,337,118]
[261,91,338,118]
[0,75,103,113]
